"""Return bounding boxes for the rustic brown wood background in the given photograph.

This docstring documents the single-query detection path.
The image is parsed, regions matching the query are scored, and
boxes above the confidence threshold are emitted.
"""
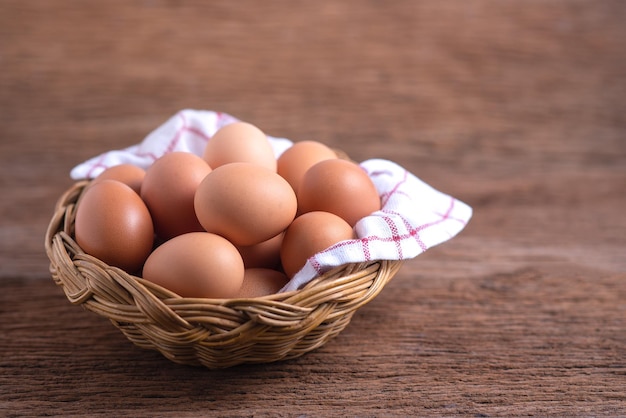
[1,1,625,416]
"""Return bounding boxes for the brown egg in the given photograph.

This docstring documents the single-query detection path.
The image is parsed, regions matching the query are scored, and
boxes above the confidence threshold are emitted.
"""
[203,121,277,171]
[142,232,244,299]
[297,159,381,227]
[91,164,145,194]
[235,268,289,298]
[280,211,355,279]
[141,152,212,240]
[277,140,337,193]
[194,162,297,246]
[74,179,154,274]
[236,232,283,269]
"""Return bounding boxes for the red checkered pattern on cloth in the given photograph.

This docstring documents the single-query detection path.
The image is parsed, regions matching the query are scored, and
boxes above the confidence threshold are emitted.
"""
[71,109,472,292]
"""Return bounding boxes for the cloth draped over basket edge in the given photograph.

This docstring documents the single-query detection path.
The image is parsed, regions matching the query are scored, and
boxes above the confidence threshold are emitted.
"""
[70,109,473,292]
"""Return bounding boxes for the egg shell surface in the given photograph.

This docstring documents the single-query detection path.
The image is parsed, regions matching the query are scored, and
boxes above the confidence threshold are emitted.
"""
[142,232,244,299]
[297,159,381,227]
[74,179,154,274]
[277,140,337,193]
[236,268,289,298]
[141,152,212,240]
[237,232,283,269]
[91,164,145,194]
[194,162,297,246]
[203,122,277,172]
[280,211,355,279]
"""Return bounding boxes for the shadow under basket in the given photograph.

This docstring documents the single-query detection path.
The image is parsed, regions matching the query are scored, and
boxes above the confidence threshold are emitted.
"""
[45,180,403,369]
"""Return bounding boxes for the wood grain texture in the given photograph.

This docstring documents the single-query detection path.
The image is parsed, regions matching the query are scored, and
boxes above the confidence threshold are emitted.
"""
[1,0,625,416]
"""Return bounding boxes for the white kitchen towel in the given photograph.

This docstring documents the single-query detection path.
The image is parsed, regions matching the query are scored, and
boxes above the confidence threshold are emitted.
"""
[71,109,472,292]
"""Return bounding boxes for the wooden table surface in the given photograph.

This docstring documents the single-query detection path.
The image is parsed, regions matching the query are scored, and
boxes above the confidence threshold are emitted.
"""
[2,1,625,416]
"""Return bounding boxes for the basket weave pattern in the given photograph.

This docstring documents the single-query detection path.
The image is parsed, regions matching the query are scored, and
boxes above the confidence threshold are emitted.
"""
[45,181,403,368]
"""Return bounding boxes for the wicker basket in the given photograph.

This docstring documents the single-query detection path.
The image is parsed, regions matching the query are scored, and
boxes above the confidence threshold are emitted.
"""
[45,180,403,369]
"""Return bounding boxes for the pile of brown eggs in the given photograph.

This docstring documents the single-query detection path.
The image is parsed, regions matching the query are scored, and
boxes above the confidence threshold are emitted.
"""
[74,122,381,298]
